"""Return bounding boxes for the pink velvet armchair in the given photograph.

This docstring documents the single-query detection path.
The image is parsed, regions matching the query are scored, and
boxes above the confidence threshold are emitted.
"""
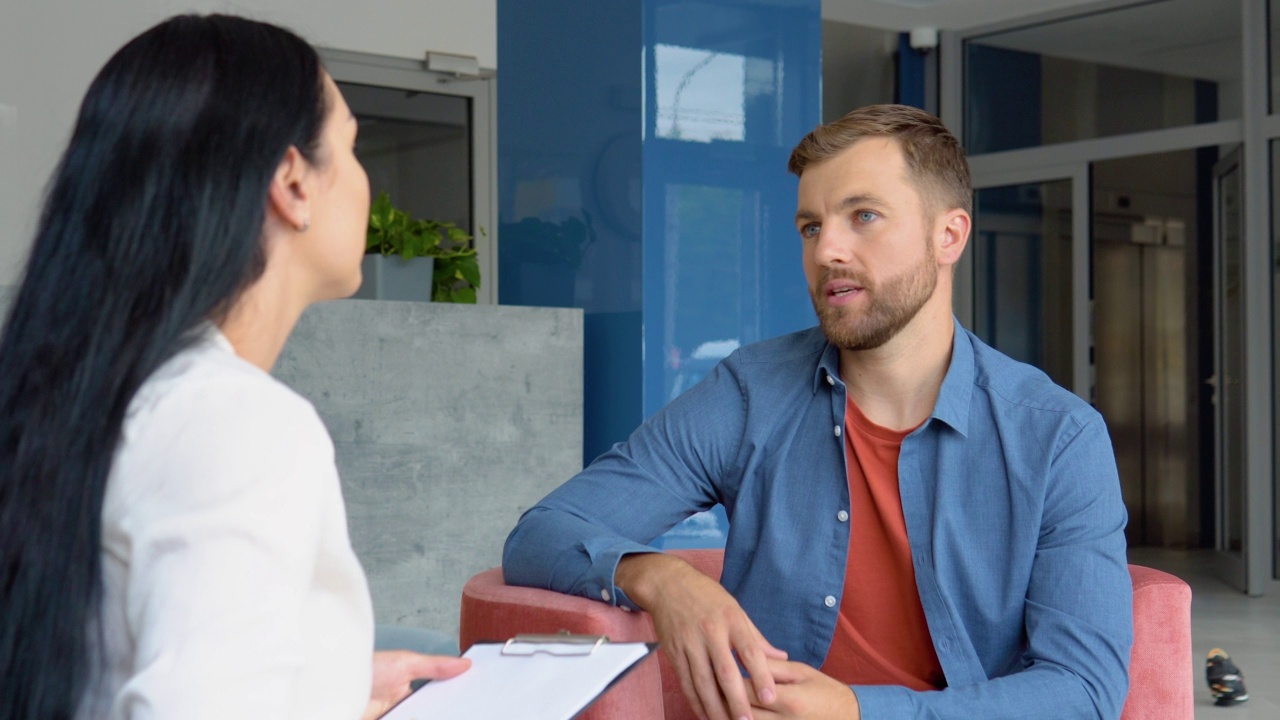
[460,549,1193,720]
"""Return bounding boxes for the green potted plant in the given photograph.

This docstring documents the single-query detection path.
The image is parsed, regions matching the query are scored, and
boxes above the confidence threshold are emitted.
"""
[355,192,482,303]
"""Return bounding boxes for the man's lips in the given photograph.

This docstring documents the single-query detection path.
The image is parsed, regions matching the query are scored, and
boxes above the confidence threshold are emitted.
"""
[824,278,865,302]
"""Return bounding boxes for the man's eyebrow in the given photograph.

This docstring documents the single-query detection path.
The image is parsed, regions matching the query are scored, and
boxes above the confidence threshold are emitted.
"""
[794,194,889,224]
[794,209,820,224]
[837,194,886,210]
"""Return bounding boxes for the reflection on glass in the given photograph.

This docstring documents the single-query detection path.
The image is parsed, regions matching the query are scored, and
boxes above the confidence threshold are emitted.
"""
[339,82,472,232]
[654,44,747,143]
[661,184,754,402]
[965,0,1240,154]
[973,180,1073,390]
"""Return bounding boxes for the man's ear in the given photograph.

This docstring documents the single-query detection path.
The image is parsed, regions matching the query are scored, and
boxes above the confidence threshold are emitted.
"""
[934,208,971,267]
[266,146,311,232]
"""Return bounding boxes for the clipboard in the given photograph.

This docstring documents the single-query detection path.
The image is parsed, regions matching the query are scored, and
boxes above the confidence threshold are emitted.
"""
[379,633,658,720]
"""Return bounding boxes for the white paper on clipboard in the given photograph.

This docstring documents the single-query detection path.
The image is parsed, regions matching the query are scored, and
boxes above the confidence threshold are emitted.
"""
[381,639,653,720]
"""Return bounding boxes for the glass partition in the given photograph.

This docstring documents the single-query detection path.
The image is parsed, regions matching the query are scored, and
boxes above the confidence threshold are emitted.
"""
[972,179,1073,389]
[965,0,1241,154]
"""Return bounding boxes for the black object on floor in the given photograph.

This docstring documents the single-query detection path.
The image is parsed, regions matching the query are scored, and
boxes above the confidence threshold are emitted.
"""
[1206,648,1249,706]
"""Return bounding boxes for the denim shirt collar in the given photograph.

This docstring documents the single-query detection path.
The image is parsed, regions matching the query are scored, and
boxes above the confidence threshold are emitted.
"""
[811,340,842,395]
[809,316,974,437]
[933,316,974,437]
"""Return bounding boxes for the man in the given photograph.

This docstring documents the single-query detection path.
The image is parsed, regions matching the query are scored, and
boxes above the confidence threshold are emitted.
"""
[503,105,1132,720]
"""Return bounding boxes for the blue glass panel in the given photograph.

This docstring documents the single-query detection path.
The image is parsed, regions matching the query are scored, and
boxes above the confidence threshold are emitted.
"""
[642,0,820,420]
[498,0,644,469]
[643,0,819,548]
[499,0,820,549]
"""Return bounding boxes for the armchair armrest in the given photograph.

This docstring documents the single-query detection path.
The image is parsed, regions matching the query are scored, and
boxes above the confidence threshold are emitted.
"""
[1122,564,1193,720]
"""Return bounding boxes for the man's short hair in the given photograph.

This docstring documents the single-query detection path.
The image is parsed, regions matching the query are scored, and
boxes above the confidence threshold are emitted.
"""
[788,104,972,217]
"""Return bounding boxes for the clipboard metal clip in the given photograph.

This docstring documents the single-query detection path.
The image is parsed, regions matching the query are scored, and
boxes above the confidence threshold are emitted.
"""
[501,632,611,657]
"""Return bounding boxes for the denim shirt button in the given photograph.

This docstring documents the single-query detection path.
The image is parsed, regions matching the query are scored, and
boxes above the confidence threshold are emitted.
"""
[826,374,835,386]
[837,510,849,522]
[833,425,842,438]
[600,588,611,602]
[823,595,837,608]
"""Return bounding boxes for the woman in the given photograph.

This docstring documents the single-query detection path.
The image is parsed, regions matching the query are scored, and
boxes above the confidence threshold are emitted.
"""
[0,14,467,720]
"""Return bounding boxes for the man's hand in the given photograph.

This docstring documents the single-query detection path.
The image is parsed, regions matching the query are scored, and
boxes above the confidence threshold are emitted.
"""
[361,650,471,720]
[747,659,860,720]
[616,553,788,720]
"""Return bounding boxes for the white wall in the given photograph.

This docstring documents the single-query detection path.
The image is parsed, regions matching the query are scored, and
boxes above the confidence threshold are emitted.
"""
[0,0,496,286]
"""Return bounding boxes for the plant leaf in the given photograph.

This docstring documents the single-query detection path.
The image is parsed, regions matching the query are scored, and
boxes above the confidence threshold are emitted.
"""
[458,260,482,288]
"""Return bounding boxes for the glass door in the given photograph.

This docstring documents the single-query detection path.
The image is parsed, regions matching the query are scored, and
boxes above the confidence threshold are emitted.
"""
[1213,147,1247,590]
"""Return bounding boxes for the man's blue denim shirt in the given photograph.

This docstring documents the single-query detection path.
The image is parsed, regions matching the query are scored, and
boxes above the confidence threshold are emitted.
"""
[504,319,1133,720]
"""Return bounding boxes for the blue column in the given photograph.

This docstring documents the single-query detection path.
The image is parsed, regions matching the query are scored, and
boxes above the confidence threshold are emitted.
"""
[499,0,821,544]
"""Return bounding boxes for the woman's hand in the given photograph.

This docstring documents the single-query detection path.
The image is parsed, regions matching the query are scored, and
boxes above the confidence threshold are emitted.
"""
[361,650,471,719]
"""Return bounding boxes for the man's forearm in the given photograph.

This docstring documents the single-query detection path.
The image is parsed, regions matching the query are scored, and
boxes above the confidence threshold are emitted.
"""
[852,662,1120,720]
[503,506,653,598]
[614,552,698,610]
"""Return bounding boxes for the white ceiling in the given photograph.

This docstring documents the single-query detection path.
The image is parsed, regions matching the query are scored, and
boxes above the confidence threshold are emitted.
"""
[821,0,1131,31]
[822,0,1244,83]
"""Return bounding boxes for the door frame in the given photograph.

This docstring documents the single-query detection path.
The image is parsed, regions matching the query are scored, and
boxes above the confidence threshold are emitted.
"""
[320,47,499,305]
[1213,147,1249,589]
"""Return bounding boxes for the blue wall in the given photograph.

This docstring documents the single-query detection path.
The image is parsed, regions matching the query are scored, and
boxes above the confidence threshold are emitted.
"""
[499,0,821,547]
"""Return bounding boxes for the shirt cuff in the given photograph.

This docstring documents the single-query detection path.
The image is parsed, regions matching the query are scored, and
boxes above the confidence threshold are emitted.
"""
[583,538,658,612]
[849,684,913,719]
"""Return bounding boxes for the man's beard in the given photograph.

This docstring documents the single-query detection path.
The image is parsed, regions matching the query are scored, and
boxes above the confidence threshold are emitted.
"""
[810,243,938,351]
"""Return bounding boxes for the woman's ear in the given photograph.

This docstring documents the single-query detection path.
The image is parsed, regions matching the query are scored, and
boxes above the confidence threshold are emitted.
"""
[934,208,971,267]
[266,146,312,233]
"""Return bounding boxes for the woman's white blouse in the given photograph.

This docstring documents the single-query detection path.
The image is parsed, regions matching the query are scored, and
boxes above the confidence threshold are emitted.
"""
[84,330,373,720]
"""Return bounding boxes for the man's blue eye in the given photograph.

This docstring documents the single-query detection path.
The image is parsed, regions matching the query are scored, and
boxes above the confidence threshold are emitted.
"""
[857,211,877,223]
[801,224,819,238]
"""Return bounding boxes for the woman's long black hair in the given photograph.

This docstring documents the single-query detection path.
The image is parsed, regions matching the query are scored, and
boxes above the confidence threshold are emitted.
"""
[0,15,328,719]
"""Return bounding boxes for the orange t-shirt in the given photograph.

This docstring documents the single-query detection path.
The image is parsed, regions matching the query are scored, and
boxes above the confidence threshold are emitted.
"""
[819,394,945,691]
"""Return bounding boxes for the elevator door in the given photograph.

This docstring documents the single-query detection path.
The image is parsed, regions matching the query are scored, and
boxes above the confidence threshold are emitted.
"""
[1093,233,1189,546]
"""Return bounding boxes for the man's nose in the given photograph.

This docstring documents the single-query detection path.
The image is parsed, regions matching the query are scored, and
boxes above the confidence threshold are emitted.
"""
[813,228,854,266]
